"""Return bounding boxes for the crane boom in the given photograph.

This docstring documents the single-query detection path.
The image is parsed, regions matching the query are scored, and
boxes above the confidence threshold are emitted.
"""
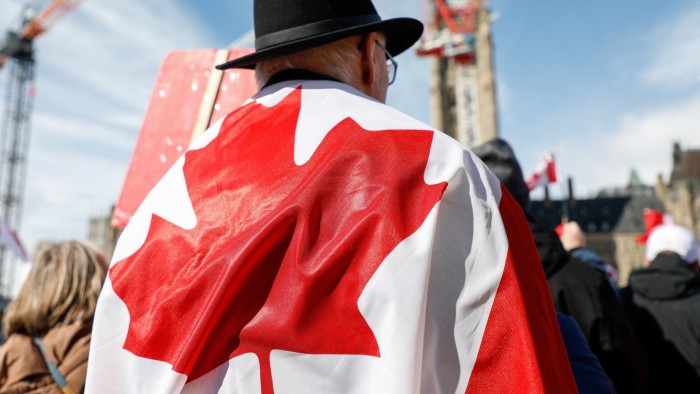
[1,0,84,69]
[21,0,84,39]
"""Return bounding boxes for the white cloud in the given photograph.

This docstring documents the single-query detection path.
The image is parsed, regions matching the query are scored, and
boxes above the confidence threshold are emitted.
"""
[34,0,219,114]
[554,93,700,198]
[518,1,700,200]
[30,111,135,153]
[640,2,700,90]
[0,1,23,27]
[1,0,222,253]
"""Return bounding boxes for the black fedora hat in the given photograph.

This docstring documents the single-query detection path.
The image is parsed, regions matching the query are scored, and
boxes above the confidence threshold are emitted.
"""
[216,0,423,70]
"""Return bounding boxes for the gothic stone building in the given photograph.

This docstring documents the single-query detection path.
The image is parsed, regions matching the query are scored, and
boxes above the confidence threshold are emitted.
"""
[657,143,700,237]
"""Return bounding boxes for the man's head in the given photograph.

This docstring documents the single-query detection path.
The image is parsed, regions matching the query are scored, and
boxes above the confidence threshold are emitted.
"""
[645,223,700,271]
[254,32,391,101]
[216,0,423,102]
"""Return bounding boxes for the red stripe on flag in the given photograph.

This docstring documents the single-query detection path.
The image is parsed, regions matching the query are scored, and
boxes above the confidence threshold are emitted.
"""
[526,153,557,191]
[635,208,665,244]
[546,159,557,183]
[466,185,576,393]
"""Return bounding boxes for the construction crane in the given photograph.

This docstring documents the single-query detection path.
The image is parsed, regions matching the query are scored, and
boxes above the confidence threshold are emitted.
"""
[415,0,498,148]
[0,0,84,294]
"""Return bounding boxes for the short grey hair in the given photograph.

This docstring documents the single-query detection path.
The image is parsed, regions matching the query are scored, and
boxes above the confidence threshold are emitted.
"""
[255,35,362,88]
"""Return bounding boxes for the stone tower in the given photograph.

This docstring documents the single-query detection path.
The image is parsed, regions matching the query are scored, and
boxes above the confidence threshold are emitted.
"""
[417,0,498,148]
[656,143,700,238]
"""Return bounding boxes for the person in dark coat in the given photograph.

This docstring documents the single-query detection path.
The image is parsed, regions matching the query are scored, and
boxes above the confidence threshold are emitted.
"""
[623,223,700,392]
[473,138,647,394]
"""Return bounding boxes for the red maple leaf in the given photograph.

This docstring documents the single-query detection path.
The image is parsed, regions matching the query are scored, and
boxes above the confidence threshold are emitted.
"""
[110,87,447,392]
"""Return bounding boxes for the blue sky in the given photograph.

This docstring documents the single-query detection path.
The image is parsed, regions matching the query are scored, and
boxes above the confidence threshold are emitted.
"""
[493,0,700,199]
[1,0,699,255]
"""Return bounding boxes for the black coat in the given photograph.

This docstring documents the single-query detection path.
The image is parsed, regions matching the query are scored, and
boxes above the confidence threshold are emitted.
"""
[624,254,700,392]
[529,214,648,394]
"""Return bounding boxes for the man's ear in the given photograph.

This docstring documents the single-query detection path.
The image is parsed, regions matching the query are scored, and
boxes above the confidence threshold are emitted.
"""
[360,32,378,85]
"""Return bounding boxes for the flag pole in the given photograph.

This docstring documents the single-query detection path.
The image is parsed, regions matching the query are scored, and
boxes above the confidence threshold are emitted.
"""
[559,180,569,223]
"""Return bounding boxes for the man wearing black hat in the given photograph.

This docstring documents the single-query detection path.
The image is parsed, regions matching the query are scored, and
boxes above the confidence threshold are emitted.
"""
[216,0,424,101]
[86,1,577,393]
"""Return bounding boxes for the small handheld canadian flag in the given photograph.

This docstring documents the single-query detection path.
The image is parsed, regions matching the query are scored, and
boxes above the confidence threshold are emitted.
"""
[635,208,674,244]
[526,153,558,191]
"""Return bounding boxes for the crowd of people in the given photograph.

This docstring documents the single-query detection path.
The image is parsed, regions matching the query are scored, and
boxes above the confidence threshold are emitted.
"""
[0,0,698,392]
[1,214,698,392]
[473,138,700,393]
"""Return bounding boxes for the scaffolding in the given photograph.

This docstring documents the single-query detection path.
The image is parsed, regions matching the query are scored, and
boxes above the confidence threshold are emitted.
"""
[0,23,36,295]
[0,1,83,295]
[416,0,498,148]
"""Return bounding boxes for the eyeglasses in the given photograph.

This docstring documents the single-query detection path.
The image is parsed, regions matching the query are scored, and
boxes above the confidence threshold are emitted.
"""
[358,36,398,85]
[374,40,398,85]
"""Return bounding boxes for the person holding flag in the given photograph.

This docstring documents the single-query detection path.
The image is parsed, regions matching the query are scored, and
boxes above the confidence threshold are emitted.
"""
[86,1,576,392]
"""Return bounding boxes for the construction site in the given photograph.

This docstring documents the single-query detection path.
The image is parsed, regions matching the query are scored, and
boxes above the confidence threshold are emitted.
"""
[1,0,699,296]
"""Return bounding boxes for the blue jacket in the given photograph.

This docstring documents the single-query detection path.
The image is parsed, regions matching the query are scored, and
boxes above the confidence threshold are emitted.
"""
[557,312,616,394]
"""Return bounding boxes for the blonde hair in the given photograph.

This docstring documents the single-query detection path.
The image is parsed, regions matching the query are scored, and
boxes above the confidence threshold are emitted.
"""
[255,35,362,88]
[2,240,108,337]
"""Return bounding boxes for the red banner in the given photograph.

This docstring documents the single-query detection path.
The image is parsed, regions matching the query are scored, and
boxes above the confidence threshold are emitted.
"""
[112,49,257,229]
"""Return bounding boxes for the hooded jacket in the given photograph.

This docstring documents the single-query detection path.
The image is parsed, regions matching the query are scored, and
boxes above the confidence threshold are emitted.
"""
[625,253,700,392]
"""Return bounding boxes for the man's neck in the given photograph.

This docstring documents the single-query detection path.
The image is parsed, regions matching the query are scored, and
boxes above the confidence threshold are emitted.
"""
[263,69,341,89]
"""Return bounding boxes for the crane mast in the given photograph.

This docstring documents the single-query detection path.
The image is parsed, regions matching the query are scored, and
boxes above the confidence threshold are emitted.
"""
[0,0,83,295]
[416,0,498,148]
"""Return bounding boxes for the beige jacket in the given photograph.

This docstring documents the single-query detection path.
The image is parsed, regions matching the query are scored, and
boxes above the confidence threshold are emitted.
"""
[0,323,91,394]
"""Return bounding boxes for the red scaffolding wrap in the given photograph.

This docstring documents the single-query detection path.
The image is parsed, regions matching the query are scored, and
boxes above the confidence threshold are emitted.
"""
[112,49,257,229]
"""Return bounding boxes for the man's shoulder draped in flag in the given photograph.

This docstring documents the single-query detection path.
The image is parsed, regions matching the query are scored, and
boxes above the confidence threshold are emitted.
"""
[86,80,576,393]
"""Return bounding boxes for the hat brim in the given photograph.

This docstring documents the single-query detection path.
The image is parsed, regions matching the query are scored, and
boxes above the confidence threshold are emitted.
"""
[216,17,423,70]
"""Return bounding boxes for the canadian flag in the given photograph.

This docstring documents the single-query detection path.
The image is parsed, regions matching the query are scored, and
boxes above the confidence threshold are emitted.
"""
[86,80,576,393]
[0,219,29,262]
[635,208,674,244]
[526,153,558,191]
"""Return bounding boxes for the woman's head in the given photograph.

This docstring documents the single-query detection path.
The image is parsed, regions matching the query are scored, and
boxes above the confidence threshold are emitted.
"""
[2,240,108,337]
